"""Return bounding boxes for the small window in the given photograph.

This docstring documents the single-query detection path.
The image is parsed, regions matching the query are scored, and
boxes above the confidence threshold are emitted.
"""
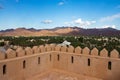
[71,56,74,63]
[3,65,6,75]
[50,54,51,61]
[38,57,40,64]
[23,60,26,69]
[108,61,112,70]
[88,59,90,66]
[57,54,60,61]
[5,54,7,59]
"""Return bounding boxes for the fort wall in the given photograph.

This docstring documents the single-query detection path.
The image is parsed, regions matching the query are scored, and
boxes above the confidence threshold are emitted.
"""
[0,44,120,80]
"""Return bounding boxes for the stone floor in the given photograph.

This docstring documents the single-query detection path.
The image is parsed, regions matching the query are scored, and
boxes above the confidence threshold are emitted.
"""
[26,69,102,80]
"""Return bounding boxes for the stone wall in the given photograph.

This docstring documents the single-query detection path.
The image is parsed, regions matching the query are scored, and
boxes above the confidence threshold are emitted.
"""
[0,44,120,80]
[0,45,54,80]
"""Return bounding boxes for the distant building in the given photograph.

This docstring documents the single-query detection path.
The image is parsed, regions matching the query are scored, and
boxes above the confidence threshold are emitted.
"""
[59,40,71,46]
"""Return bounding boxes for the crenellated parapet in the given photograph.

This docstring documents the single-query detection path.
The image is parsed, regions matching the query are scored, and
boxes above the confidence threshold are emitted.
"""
[61,45,67,52]
[16,47,26,57]
[67,46,74,53]
[91,47,98,56]
[32,46,40,53]
[0,44,120,60]
[82,47,90,55]
[75,46,82,54]
[0,44,120,80]
[100,48,108,57]
[110,49,119,58]
[25,47,33,55]
[6,48,16,59]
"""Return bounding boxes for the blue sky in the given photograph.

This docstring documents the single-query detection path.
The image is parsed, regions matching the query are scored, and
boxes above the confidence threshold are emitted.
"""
[0,0,120,30]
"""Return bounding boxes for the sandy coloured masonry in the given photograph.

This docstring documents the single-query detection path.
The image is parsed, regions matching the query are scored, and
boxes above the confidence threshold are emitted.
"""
[0,44,120,80]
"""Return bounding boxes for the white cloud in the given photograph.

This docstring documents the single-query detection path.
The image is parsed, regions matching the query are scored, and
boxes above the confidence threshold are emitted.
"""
[102,25,116,29]
[58,2,64,6]
[58,0,68,6]
[74,18,96,27]
[41,20,53,24]
[64,18,96,28]
[74,19,83,24]
[100,13,120,22]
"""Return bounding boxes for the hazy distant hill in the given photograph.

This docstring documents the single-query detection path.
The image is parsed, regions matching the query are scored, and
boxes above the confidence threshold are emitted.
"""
[0,27,120,36]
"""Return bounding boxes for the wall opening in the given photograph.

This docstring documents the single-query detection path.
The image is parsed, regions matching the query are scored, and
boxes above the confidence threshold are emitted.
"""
[23,60,26,69]
[3,65,6,75]
[57,54,60,61]
[38,57,40,64]
[71,56,74,63]
[50,54,51,61]
[88,58,90,66]
[5,54,7,59]
[108,61,112,70]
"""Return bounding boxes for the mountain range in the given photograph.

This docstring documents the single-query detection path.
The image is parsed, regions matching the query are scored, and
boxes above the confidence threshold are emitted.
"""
[0,27,120,36]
